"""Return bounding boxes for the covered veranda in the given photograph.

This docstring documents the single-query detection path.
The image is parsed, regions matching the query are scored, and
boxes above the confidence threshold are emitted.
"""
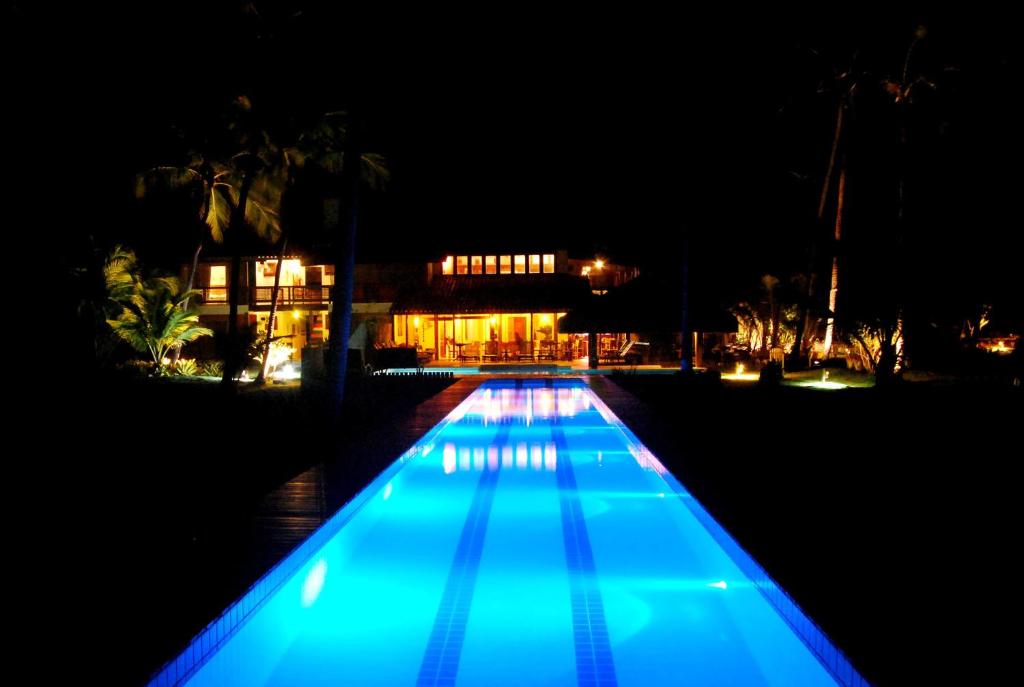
[389,274,592,362]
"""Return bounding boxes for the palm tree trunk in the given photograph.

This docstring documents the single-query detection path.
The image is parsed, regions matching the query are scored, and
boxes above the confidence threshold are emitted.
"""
[221,174,255,387]
[169,240,204,367]
[254,235,288,385]
[822,162,846,358]
[790,102,845,368]
[169,189,212,367]
[680,235,692,372]
[325,117,362,408]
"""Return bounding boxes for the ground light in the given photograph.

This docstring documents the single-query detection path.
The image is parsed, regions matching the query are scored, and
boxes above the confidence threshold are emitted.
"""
[721,363,759,382]
[792,371,848,390]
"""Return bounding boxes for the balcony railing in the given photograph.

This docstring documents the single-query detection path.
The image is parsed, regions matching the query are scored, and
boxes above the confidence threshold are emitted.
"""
[198,287,228,303]
[252,285,331,305]
[197,285,332,307]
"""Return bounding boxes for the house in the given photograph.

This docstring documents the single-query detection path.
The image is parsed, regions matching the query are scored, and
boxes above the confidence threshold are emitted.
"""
[387,251,629,362]
[188,254,334,363]
[189,250,640,366]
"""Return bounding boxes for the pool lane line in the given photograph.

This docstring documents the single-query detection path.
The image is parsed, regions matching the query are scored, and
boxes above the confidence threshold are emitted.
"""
[551,396,619,687]
[416,419,512,687]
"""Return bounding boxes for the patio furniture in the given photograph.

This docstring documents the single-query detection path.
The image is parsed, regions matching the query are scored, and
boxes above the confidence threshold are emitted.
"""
[460,342,481,362]
[601,340,649,365]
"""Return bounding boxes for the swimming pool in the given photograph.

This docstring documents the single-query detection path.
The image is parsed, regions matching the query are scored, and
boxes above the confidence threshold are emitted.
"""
[149,379,866,686]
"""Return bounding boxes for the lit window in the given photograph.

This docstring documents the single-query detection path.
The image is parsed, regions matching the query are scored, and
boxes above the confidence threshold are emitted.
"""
[471,256,483,275]
[542,254,555,273]
[457,256,469,275]
[442,256,454,275]
[514,255,526,274]
[529,255,541,273]
[485,256,497,275]
[500,256,512,274]
[210,265,227,287]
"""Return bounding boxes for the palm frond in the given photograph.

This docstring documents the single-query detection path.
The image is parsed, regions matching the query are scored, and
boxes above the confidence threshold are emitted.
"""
[208,183,235,243]
[360,153,390,190]
[243,195,282,243]
[135,166,203,199]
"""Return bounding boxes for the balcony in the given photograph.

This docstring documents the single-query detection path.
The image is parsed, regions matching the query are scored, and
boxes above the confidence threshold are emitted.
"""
[197,285,332,308]
[252,285,331,307]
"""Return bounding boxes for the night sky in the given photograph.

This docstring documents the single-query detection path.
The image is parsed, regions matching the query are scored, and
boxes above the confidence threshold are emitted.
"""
[12,4,1019,322]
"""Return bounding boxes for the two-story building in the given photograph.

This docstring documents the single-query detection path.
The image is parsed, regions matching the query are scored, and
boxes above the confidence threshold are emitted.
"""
[189,250,640,367]
[387,251,637,362]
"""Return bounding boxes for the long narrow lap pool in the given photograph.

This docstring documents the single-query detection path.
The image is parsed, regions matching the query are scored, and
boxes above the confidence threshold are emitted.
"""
[150,379,865,687]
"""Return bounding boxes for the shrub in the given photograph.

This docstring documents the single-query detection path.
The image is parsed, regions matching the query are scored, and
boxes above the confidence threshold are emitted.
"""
[173,358,198,376]
[196,360,224,377]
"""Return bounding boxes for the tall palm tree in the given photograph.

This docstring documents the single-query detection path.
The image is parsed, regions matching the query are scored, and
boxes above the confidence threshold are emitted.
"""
[821,161,847,358]
[135,143,282,370]
[253,115,388,386]
[273,111,387,403]
[874,25,941,383]
[790,51,863,369]
[680,233,692,372]
[135,152,281,304]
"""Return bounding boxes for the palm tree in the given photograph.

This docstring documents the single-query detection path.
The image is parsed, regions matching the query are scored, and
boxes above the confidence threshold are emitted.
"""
[253,116,387,386]
[135,158,280,287]
[821,161,847,358]
[135,138,282,372]
[268,111,387,403]
[105,250,212,375]
[790,51,863,369]
[873,25,942,383]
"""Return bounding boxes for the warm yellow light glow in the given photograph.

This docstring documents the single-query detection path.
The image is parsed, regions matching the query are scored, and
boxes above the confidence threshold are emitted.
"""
[581,266,592,277]
[442,255,454,275]
[736,363,745,375]
[721,372,759,382]
[210,265,227,287]
[413,316,421,327]
[490,315,497,325]
[979,338,1016,354]
[292,310,300,320]
[541,314,551,324]
[594,259,605,270]
[282,259,303,282]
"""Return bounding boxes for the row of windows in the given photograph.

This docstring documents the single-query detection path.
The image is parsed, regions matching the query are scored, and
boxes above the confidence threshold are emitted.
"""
[441,254,556,275]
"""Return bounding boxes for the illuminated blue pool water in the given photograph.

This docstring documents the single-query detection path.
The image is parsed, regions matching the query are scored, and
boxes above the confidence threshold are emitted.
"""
[150,379,865,687]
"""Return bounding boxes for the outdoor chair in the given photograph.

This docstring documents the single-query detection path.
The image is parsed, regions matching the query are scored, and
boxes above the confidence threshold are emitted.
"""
[460,342,480,362]
[601,340,649,365]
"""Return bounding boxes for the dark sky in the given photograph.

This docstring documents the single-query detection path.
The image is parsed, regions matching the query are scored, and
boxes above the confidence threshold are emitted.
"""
[11,3,1019,316]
